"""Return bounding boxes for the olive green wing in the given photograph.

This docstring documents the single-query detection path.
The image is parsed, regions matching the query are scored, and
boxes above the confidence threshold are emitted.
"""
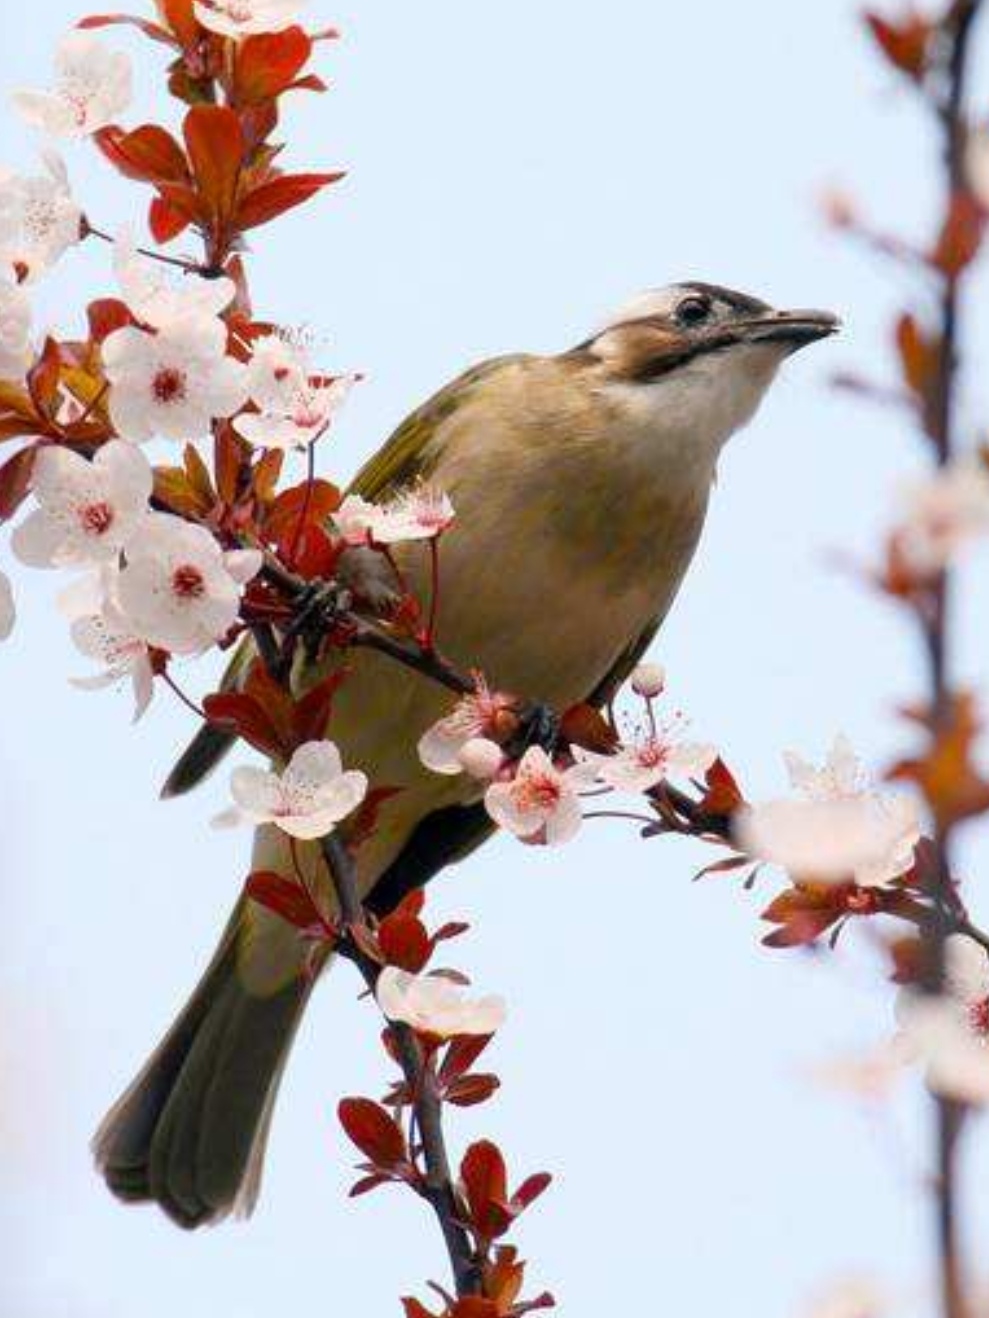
[161,355,524,798]
[365,617,663,915]
[349,355,525,501]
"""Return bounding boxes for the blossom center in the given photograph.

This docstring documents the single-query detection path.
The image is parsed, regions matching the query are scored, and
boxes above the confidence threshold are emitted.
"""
[513,772,561,813]
[171,563,206,599]
[79,500,114,537]
[152,366,187,405]
[968,997,989,1038]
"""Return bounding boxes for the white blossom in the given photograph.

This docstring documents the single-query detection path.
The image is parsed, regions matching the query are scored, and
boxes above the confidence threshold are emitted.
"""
[802,1278,888,1318]
[102,316,249,443]
[235,333,354,451]
[376,966,506,1038]
[575,729,715,795]
[893,934,989,1102]
[484,745,597,846]
[11,32,132,139]
[0,278,32,380]
[0,152,81,283]
[0,570,14,640]
[216,740,367,840]
[12,441,152,569]
[193,0,306,39]
[335,487,455,546]
[630,662,666,698]
[895,460,989,576]
[457,737,505,780]
[115,513,260,654]
[114,237,236,330]
[417,679,516,774]
[59,568,154,720]
[736,735,921,887]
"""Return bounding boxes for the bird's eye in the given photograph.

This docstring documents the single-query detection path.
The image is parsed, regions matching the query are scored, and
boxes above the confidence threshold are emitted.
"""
[676,295,713,327]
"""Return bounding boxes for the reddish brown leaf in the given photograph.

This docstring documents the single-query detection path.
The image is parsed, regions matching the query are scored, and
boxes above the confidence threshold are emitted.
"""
[890,691,989,825]
[512,1171,552,1212]
[87,297,135,343]
[96,123,190,184]
[440,1033,493,1084]
[338,1097,407,1169]
[155,0,201,45]
[347,784,402,851]
[865,11,931,79]
[245,869,326,932]
[153,465,212,517]
[236,171,345,231]
[0,446,37,522]
[401,1302,439,1318]
[291,670,349,746]
[378,914,432,973]
[79,12,177,44]
[234,27,313,103]
[213,423,250,505]
[149,194,192,242]
[203,690,285,758]
[445,1073,500,1107]
[932,191,986,277]
[264,478,341,543]
[559,701,619,753]
[699,757,744,814]
[461,1139,508,1233]
[183,104,245,223]
[27,338,63,417]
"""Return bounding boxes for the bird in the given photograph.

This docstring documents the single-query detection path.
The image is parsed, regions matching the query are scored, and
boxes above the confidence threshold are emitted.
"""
[93,281,838,1227]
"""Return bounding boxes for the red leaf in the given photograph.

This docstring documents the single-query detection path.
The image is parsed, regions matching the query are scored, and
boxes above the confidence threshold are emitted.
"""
[87,297,135,343]
[245,870,325,932]
[461,1140,508,1233]
[234,27,313,103]
[27,338,63,416]
[512,1171,552,1212]
[865,11,931,79]
[236,171,345,231]
[265,477,341,543]
[214,423,250,504]
[440,1033,493,1084]
[95,123,190,184]
[156,0,201,45]
[347,785,402,851]
[203,690,285,758]
[560,701,619,753]
[292,669,349,746]
[183,104,244,223]
[445,1073,500,1108]
[378,913,432,973]
[932,191,986,277]
[79,12,177,42]
[699,757,744,814]
[153,465,212,517]
[0,446,37,522]
[338,1098,407,1169]
[149,194,192,242]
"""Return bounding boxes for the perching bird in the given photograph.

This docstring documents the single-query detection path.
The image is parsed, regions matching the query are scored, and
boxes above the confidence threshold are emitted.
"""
[94,282,838,1226]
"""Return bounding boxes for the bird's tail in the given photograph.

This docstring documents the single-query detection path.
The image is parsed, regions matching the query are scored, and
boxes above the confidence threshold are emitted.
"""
[93,902,311,1228]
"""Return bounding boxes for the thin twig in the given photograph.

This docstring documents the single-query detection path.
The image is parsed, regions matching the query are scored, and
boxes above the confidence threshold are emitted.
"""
[319,833,481,1297]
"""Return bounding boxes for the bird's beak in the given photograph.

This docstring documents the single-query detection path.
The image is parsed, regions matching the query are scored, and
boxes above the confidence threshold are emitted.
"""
[738,307,841,352]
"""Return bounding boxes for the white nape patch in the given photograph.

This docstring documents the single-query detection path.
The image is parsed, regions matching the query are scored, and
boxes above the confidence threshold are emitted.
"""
[601,342,786,474]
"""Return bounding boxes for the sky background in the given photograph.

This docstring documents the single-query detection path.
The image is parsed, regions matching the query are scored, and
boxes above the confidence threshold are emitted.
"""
[2,2,989,1316]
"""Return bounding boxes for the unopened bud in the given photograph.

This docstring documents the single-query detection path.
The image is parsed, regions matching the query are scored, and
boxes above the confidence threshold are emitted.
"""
[457,737,504,780]
[631,663,665,699]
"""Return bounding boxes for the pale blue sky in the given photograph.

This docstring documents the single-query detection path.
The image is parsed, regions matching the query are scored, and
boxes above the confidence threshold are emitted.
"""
[2,2,989,1316]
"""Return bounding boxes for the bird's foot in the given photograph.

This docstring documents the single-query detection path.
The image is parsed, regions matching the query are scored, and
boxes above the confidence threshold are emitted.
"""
[507,701,561,757]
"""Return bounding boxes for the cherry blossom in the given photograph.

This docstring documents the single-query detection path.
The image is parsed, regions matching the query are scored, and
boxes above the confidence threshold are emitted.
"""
[630,662,666,698]
[11,32,132,139]
[576,728,715,794]
[59,569,154,721]
[484,746,598,846]
[216,740,367,840]
[895,460,989,577]
[11,441,152,569]
[457,737,505,780]
[0,152,81,283]
[193,0,306,39]
[0,277,32,380]
[736,736,921,887]
[376,966,506,1038]
[0,570,14,641]
[894,935,989,1105]
[417,679,517,774]
[115,513,261,654]
[335,487,455,546]
[235,332,355,451]
[114,237,235,329]
[102,316,249,443]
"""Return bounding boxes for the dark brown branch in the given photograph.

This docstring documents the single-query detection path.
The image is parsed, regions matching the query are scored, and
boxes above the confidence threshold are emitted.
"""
[319,833,482,1298]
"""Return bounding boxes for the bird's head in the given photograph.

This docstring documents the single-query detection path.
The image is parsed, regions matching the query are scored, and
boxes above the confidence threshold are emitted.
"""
[569,281,840,466]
